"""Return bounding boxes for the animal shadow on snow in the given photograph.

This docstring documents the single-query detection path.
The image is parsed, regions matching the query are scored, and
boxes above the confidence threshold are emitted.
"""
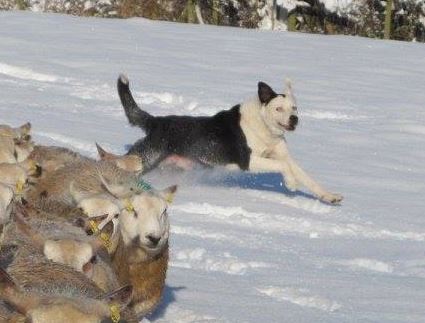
[204,171,316,200]
[147,285,186,320]
[123,144,315,200]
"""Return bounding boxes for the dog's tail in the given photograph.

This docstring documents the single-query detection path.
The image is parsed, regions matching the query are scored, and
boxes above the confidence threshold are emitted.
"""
[117,74,153,131]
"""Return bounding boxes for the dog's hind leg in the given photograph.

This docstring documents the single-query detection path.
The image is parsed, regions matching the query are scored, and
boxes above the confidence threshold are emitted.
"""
[128,137,167,173]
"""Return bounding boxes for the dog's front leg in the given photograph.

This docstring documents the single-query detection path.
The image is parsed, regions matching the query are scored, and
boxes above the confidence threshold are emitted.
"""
[272,143,343,204]
[248,156,298,191]
[287,155,343,204]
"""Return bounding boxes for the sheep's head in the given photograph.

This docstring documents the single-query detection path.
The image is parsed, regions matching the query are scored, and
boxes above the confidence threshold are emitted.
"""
[96,143,143,173]
[0,122,31,141]
[119,185,177,258]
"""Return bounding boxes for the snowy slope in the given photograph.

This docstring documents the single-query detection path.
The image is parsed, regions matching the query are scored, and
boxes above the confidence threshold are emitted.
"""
[1,11,425,322]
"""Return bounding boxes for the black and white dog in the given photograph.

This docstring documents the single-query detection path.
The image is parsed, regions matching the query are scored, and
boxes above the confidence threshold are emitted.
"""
[118,75,343,204]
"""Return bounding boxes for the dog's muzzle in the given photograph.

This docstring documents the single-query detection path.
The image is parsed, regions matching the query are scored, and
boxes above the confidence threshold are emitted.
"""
[288,115,298,130]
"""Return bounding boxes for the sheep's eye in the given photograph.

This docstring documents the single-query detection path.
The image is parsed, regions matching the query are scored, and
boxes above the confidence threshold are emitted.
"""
[114,213,120,219]
[293,106,298,111]
[90,255,97,264]
[133,212,138,219]
[275,107,283,112]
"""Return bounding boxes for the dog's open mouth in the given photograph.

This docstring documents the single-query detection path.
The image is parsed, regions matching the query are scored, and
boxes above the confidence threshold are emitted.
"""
[278,122,296,131]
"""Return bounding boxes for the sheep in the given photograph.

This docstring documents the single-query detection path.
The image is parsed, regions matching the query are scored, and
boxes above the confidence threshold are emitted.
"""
[0,160,42,195]
[29,144,143,179]
[0,219,138,322]
[59,176,177,316]
[25,158,146,206]
[108,185,177,317]
[25,147,177,316]
[0,265,137,322]
[28,145,91,175]
[96,143,144,173]
[3,203,120,293]
[0,122,31,141]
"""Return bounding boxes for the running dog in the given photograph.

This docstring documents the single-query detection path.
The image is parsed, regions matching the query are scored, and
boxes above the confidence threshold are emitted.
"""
[117,75,343,204]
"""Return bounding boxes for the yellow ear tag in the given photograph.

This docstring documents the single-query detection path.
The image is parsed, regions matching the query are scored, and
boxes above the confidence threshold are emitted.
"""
[165,193,174,204]
[29,160,37,171]
[110,304,120,323]
[124,199,134,213]
[15,180,25,194]
[100,232,111,250]
[88,220,100,235]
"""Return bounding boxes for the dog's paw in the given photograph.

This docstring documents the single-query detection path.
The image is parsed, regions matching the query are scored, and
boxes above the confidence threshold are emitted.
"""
[284,177,298,192]
[320,192,343,204]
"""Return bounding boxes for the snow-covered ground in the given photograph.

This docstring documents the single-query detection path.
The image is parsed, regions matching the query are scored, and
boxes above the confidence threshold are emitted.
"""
[1,11,425,322]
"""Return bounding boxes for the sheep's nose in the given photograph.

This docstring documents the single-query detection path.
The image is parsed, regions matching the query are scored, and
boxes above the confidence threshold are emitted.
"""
[289,115,298,126]
[147,234,161,247]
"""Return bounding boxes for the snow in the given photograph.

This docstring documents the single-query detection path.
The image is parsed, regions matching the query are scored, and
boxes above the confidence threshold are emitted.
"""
[1,11,425,322]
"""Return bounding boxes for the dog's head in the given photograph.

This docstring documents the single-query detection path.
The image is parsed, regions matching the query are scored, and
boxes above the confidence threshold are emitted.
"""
[258,80,298,135]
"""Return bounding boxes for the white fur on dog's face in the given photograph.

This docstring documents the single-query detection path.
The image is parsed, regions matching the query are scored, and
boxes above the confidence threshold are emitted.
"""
[119,192,169,256]
[261,94,298,136]
[259,81,298,136]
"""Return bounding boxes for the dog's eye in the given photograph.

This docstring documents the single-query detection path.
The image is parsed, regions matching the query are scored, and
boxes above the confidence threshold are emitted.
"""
[275,107,283,112]
[293,106,298,111]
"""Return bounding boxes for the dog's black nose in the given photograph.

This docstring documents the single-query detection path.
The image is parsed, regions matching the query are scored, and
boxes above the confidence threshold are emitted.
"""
[289,115,298,126]
[147,234,161,246]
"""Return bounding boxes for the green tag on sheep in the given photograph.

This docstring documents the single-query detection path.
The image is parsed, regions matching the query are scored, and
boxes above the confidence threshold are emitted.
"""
[137,180,153,191]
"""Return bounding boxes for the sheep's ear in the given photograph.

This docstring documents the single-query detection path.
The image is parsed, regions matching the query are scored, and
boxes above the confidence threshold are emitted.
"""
[258,82,277,105]
[96,143,119,161]
[103,285,133,309]
[19,122,31,135]
[160,185,178,204]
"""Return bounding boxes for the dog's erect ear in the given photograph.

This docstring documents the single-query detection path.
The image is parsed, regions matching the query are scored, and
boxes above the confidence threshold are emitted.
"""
[258,82,277,105]
[284,79,293,96]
